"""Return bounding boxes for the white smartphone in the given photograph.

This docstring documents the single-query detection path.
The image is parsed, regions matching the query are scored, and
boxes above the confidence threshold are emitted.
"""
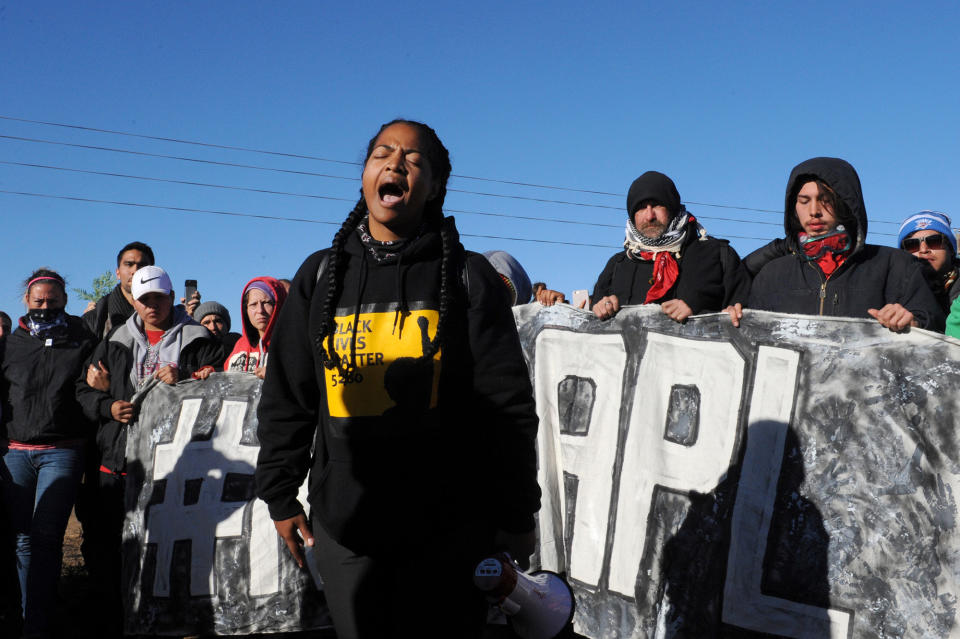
[571,289,589,309]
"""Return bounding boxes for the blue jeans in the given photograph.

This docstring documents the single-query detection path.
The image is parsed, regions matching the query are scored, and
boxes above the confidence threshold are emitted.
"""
[0,444,84,637]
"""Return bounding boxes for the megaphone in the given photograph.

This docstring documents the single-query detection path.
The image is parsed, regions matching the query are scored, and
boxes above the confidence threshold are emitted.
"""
[474,554,575,639]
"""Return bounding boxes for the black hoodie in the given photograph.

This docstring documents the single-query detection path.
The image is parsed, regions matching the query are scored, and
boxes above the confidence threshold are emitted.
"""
[748,157,944,330]
[255,217,540,554]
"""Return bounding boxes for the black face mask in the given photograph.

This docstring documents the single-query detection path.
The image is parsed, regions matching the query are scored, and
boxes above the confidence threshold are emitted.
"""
[27,308,64,324]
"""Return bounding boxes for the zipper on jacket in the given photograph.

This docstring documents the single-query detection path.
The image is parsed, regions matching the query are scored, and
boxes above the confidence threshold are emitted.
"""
[807,261,828,315]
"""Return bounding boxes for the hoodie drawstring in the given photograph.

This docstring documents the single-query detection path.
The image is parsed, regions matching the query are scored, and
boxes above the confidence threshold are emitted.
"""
[392,252,410,336]
[348,251,369,369]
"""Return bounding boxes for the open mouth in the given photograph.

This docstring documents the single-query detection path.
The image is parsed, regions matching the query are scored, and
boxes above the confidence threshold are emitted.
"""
[378,182,404,205]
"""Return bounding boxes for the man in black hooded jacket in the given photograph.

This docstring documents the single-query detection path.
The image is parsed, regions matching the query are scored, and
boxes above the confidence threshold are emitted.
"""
[591,171,750,322]
[736,157,944,331]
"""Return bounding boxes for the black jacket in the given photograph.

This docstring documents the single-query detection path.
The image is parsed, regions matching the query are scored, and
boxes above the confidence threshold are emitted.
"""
[82,285,135,342]
[592,231,750,313]
[75,309,222,472]
[255,217,540,554]
[0,315,97,443]
[748,157,945,330]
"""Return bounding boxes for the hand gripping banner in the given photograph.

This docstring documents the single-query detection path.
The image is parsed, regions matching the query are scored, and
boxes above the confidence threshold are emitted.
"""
[121,372,331,636]
[514,304,960,639]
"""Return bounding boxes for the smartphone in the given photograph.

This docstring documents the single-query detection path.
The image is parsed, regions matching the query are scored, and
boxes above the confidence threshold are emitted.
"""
[184,279,198,301]
[572,289,589,309]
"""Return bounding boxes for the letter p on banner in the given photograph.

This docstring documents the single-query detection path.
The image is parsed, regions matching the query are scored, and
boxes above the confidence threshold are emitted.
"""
[609,332,745,597]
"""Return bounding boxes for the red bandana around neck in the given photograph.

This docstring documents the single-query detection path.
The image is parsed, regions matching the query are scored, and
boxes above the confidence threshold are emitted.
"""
[815,251,846,277]
[799,230,850,278]
[638,251,680,303]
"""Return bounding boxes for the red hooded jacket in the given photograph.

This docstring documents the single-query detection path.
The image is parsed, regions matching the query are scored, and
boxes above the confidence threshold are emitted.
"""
[224,276,287,372]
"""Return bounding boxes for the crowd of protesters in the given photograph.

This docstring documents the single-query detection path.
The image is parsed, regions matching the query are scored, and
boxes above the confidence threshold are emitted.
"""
[1,126,959,639]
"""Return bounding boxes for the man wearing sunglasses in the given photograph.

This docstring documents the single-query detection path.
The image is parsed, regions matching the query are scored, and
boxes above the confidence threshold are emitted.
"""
[730,157,944,332]
[897,211,959,315]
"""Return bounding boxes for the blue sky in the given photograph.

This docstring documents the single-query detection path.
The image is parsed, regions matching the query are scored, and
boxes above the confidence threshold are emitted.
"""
[2,1,958,319]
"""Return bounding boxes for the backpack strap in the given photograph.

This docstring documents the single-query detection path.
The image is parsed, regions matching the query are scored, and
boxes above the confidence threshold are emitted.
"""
[315,252,331,285]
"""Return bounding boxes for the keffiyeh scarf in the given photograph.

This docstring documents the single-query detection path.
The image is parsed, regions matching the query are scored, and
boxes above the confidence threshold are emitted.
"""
[624,213,706,303]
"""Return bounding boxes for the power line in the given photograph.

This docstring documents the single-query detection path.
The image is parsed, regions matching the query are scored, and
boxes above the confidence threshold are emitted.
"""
[0,160,356,204]
[0,114,362,167]
[0,189,778,245]
[0,124,907,230]
[0,134,903,232]
[0,134,629,211]
[0,159,787,230]
[0,113,622,196]
[0,114,812,216]
[0,133,362,181]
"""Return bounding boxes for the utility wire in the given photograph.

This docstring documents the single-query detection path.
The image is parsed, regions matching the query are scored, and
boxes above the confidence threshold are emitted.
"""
[0,114,362,167]
[2,133,763,213]
[0,125,907,228]
[0,189,777,244]
[0,134,905,229]
[0,133,624,210]
[0,159,788,230]
[0,114,623,196]
[0,116,834,217]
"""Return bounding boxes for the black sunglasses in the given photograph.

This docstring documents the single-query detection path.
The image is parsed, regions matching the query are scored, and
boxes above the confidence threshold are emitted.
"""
[902,234,947,252]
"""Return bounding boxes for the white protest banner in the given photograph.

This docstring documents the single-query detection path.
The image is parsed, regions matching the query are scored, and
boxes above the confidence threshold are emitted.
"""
[515,304,960,639]
[121,372,331,636]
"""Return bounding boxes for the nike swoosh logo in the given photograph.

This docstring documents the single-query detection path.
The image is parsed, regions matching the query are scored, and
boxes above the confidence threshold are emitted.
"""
[141,276,162,283]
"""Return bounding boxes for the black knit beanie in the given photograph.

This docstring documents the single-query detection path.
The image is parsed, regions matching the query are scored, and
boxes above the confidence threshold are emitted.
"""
[626,171,683,219]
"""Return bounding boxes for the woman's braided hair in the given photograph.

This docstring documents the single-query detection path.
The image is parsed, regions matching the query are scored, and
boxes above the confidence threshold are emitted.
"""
[315,119,454,375]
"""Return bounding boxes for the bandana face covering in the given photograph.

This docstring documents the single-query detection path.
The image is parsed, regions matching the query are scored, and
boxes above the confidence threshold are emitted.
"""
[25,308,68,338]
[798,225,851,261]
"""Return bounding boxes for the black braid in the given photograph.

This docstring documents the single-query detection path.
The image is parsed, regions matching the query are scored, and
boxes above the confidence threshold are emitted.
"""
[419,213,455,363]
[314,198,367,371]
[315,119,453,374]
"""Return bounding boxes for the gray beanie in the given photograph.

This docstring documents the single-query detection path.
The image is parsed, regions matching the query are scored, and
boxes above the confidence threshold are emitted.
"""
[193,301,231,332]
[483,250,532,306]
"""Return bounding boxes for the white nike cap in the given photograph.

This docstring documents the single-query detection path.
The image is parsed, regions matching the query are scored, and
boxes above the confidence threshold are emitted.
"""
[131,265,173,301]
